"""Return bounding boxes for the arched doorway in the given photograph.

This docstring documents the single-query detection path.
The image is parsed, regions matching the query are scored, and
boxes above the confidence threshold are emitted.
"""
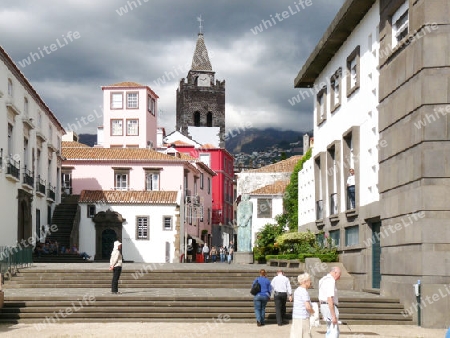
[93,209,124,260]
[17,189,33,243]
[101,229,117,260]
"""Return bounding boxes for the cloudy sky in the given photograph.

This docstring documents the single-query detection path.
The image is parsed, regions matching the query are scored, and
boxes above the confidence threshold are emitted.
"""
[1,0,345,135]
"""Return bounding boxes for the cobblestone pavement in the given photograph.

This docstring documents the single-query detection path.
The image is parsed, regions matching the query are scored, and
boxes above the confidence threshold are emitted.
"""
[0,263,448,337]
[0,322,447,338]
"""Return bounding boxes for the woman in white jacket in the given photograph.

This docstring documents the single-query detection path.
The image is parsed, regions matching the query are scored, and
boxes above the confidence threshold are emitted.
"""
[109,241,123,294]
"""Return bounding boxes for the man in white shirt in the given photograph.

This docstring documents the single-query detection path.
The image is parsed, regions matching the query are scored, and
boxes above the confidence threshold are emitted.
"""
[202,244,209,263]
[347,168,355,209]
[318,266,341,337]
[271,269,292,326]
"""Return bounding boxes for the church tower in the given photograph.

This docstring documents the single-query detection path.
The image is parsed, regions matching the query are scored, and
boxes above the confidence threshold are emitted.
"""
[176,31,225,148]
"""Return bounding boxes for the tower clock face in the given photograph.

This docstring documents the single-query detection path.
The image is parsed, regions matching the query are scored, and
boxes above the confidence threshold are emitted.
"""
[198,74,210,87]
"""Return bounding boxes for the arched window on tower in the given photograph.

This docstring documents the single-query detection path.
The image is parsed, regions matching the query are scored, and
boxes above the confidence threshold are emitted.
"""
[194,111,201,127]
[207,112,212,127]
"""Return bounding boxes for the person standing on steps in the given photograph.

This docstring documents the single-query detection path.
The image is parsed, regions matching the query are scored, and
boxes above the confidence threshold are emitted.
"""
[252,269,272,327]
[271,268,293,326]
[319,266,341,338]
[109,240,123,294]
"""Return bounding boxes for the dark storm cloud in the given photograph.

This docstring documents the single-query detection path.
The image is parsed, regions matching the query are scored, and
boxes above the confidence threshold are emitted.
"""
[0,0,345,134]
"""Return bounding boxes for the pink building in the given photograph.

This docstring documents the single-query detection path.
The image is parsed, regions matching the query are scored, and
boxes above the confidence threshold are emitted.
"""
[97,82,158,149]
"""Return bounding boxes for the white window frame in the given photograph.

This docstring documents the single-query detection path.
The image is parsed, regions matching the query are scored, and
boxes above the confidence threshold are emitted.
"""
[126,119,139,136]
[87,205,96,218]
[111,92,123,109]
[127,92,139,109]
[111,119,123,136]
[392,1,409,48]
[145,171,160,191]
[163,216,172,231]
[7,78,13,97]
[115,171,129,191]
[136,216,149,240]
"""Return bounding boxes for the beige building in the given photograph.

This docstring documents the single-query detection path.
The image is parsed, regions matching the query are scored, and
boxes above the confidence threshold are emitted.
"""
[295,0,450,328]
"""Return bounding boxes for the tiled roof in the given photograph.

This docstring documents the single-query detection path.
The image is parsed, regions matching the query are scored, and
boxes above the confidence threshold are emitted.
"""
[62,147,187,161]
[245,155,302,173]
[79,190,178,204]
[251,180,290,195]
[61,141,90,148]
[108,81,144,87]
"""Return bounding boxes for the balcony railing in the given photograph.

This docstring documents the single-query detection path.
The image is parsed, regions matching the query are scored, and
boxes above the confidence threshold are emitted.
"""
[47,184,56,201]
[7,157,20,180]
[36,176,46,195]
[330,193,338,215]
[316,200,323,220]
[22,166,34,187]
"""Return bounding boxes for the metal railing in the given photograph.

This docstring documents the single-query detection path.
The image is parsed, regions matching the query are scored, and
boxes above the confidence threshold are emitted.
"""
[36,175,46,194]
[22,166,34,187]
[7,158,20,179]
[0,246,33,279]
[47,184,56,201]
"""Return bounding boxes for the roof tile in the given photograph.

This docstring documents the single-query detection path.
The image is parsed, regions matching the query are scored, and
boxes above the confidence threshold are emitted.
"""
[79,190,178,204]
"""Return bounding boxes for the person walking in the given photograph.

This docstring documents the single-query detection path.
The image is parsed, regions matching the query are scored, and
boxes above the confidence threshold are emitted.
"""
[271,269,292,326]
[210,246,217,262]
[219,246,225,263]
[290,272,314,338]
[109,240,123,294]
[202,243,210,263]
[252,269,272,327]
[227,241,234,264]
[319,266,341,338]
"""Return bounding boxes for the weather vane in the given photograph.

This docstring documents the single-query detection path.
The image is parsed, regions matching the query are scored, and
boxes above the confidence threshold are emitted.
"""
[197,15,203,34]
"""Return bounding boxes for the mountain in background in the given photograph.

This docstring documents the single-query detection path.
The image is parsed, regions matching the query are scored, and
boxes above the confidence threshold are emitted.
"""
[225,128,308,154]
[78,128,309,155]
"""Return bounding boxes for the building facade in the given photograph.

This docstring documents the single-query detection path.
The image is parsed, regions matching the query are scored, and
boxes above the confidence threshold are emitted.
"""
[0,46,65,248]
[295,0,450,328]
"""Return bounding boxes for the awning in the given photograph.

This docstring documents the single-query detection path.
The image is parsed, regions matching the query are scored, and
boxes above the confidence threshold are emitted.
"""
[187,235,204,244]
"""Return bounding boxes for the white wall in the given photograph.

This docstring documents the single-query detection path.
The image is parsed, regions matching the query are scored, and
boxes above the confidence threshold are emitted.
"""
[79,203,178,263]
[248,195,283,248]
[298,157,315,228]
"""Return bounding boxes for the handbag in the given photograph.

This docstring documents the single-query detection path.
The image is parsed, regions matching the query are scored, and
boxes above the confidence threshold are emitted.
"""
[250,279,261,296]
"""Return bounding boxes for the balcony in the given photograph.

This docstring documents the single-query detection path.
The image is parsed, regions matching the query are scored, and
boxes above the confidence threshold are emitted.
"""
[22,166,34,189]
[22,117,35,129]
[6,158,20,182]
[5,98,20,116]
[36,176,46,197]
[47,184,56,202]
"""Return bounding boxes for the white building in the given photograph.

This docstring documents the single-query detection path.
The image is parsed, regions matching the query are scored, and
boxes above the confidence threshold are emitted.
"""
[0,46,65,247]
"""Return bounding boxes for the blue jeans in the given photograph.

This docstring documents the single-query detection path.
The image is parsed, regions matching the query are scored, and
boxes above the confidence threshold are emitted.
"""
[347,185,355,209]
[220,253,225,262]
[253,295,269,324]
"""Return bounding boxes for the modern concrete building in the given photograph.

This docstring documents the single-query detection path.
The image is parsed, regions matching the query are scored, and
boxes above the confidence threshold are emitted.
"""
[295,0,450,328]
[0,45,65,248]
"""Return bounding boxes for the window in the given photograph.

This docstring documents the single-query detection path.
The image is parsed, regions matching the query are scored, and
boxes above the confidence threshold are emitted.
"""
[126,119,139,136]
[207,207,211,225]
[148,96,156,115]
[38,111,42,128]
[207,112,212,127]
[330,69,341,111]
[199,153,210,167]
[392,1,409,48]
[346,46,360,96]
[316,233,325,248]
[87,205,96,218]
[7,78,13,96]
[200,173,204,189]
[24,98,29,116]
[345,225,359,246]
[111,93,123,109]
[136,216,149,240]
[8,123,13,156]
[257,198,272,218]
[127,92,138,109]
[48,125,53,142]
[316,87,327,125]
[145,171,159,191]
[194,111,201,126]
[329,230,340,248]
[163,216,172,231]
[111,119,123,136]
[114,170,129,190]
[207,177,211,194]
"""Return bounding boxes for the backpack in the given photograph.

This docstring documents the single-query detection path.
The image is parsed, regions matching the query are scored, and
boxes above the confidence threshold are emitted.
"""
[250,279,261,296]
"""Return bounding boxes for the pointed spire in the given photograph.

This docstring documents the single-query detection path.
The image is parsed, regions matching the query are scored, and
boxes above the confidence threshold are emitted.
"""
[191,30,212,71]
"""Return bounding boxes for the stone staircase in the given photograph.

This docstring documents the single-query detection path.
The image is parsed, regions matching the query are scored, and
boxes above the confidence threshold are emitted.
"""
[36,195,80,262]
[0,267,414,325]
